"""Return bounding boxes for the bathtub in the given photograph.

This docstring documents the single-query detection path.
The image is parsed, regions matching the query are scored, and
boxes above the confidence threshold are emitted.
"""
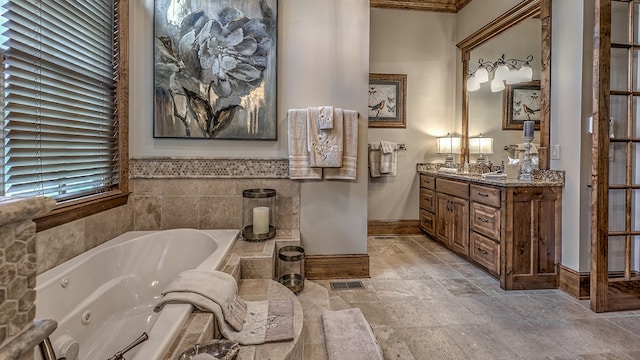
[34,228,239,360]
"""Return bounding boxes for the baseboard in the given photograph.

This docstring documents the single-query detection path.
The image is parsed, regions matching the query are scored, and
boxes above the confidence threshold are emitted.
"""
[558,264,590,300]
[305,254,369,280]
[368,220,421,235]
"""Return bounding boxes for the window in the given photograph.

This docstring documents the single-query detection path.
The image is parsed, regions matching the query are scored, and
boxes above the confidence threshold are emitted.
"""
[1,0,129,230]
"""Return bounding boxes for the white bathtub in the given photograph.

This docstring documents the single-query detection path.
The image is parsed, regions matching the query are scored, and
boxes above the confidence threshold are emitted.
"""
[34,228,239,360]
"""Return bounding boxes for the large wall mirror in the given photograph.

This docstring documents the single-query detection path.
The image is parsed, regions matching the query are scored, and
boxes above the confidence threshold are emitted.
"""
[457,0,550,169]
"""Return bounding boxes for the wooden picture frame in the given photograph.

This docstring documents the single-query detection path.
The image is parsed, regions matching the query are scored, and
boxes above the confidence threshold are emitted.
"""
[153,0,278,140]
[502,80,541,131]
[368,73,406,128]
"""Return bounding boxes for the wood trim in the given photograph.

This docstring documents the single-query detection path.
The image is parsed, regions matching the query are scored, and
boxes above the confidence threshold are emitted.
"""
[457,0,551,169]
[371,0,456,12]
[591,0,611,313]
[305,255,369,280]
[456,0,540,52]
[34,192,130,232]
[558,264,590,300]
[367,220,421,235]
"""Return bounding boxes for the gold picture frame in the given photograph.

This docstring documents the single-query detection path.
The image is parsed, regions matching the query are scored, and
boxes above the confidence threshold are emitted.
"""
[368,73,407,128]
[503,80,541,130]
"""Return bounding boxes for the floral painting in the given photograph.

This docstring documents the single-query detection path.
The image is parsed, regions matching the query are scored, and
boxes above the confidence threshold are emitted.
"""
[154,0,277,139]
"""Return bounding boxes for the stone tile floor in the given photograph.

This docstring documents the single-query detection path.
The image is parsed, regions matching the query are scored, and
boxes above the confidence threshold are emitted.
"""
[301,234,640,360]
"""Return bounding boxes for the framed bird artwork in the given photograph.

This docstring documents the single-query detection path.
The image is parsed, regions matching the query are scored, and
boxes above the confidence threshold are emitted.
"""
[503,80,541,131]
[368,73,407,128]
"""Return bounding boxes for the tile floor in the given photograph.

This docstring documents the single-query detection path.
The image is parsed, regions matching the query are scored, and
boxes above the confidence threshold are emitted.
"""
[304,234,640,360]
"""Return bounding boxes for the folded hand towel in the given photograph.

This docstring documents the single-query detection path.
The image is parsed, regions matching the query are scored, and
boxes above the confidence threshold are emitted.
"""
[324,109,358,180]
[154,270,246,331]
[368,142,381,178]
[288,109,322,179]
[307,106,343,168]
[379,141,397,175]
[318,105,334,130]
[380,141,394,154]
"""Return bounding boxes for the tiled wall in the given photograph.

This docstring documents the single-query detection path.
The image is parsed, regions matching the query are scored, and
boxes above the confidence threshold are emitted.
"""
[35,158,299,274]
[35,204,134,275]
[130,178,300,234]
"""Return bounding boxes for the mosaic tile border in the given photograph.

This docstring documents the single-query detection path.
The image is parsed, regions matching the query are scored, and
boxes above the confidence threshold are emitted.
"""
[130,157,289,179]
[416,163,565,183]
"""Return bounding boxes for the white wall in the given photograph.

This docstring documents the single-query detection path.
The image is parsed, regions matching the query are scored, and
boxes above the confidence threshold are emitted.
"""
[130,0,369,255]
[551,0,591,272]
[368,9,457,221]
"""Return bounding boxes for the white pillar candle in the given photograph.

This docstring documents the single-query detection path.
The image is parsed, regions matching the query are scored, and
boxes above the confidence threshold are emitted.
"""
[523,120,535,138]
[252,206,270,234]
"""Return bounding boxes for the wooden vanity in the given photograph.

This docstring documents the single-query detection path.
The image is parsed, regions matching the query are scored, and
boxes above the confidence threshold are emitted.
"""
[419,170,563,290]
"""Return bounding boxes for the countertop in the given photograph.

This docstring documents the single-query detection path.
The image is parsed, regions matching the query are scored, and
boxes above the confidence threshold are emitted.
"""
[417,163,565,187]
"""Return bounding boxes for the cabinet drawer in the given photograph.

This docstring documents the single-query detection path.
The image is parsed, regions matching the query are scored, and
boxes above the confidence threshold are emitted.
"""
[470,184,501,207]
[420,209,435,236]
[420,174,435,190]
[470,202,501,240]
[436,178,469,199]
[420,188,436,212]
[470,232,500,275]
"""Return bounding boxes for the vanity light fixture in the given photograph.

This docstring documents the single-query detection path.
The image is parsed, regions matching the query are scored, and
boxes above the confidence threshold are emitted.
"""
[467,54,534,93]
[468,134,494,164]
[436,133,462,169]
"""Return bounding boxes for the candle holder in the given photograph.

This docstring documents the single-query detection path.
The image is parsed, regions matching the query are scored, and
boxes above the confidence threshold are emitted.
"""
[519,136,534,181]
[242,188,276,241]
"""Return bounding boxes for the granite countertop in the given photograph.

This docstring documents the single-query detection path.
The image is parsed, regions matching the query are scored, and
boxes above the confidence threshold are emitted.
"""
[416,163,565,187]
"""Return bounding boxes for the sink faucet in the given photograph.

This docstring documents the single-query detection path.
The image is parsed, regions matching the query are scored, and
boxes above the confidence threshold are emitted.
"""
[477,162,493,174]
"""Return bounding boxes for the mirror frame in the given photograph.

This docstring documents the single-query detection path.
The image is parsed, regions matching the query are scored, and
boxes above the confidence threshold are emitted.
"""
[456,0,551,169]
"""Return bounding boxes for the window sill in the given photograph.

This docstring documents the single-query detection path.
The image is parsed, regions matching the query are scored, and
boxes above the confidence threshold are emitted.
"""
[34,191,131,232]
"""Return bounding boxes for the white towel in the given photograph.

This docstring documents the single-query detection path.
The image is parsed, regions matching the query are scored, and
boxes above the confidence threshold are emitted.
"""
[368,142,382,178]
[153,270,294,345]
[318,105,334,130]
[379,141,397,175]
[307,106,343,168]
[154,270,247,331]
[288,109,322,179]
[324,109,358,180]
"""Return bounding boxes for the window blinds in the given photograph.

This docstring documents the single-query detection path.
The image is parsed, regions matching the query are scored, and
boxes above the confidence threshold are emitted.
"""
[1,0,119,201]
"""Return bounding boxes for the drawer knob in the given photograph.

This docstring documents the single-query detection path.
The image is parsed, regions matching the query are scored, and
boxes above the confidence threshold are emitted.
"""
[478,217,490,223]
[478,248,488,255]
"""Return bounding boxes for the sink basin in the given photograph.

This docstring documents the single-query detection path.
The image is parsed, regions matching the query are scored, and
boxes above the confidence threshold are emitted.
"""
[482,173,507,180]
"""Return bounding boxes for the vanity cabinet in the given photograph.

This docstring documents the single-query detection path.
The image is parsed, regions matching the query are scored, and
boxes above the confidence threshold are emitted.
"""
[419,175,436,236]
[419,172,563,290]
[435,178,469,256]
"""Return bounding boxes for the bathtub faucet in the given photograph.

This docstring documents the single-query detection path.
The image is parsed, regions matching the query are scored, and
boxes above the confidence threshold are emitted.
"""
[107,332,149,360]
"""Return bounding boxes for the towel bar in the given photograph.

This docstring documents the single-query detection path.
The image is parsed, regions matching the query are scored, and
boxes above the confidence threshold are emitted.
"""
[368,143,406,151]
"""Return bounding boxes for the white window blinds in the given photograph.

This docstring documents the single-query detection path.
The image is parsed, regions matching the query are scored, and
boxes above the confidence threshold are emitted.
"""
[1,0,119,201]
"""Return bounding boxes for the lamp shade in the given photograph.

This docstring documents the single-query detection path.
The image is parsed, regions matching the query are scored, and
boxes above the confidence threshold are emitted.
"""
[436,134,462,154]
[475,67,489,83]
[467,76,480,92]
[490,78,505,92]
[468,136,494,155]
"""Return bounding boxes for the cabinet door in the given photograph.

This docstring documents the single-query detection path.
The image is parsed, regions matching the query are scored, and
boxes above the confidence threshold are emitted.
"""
[470,202,501,240]
[420,188,436,213]
[436,194,450,243]
[449,196,469,256]
[420,209,436,237]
